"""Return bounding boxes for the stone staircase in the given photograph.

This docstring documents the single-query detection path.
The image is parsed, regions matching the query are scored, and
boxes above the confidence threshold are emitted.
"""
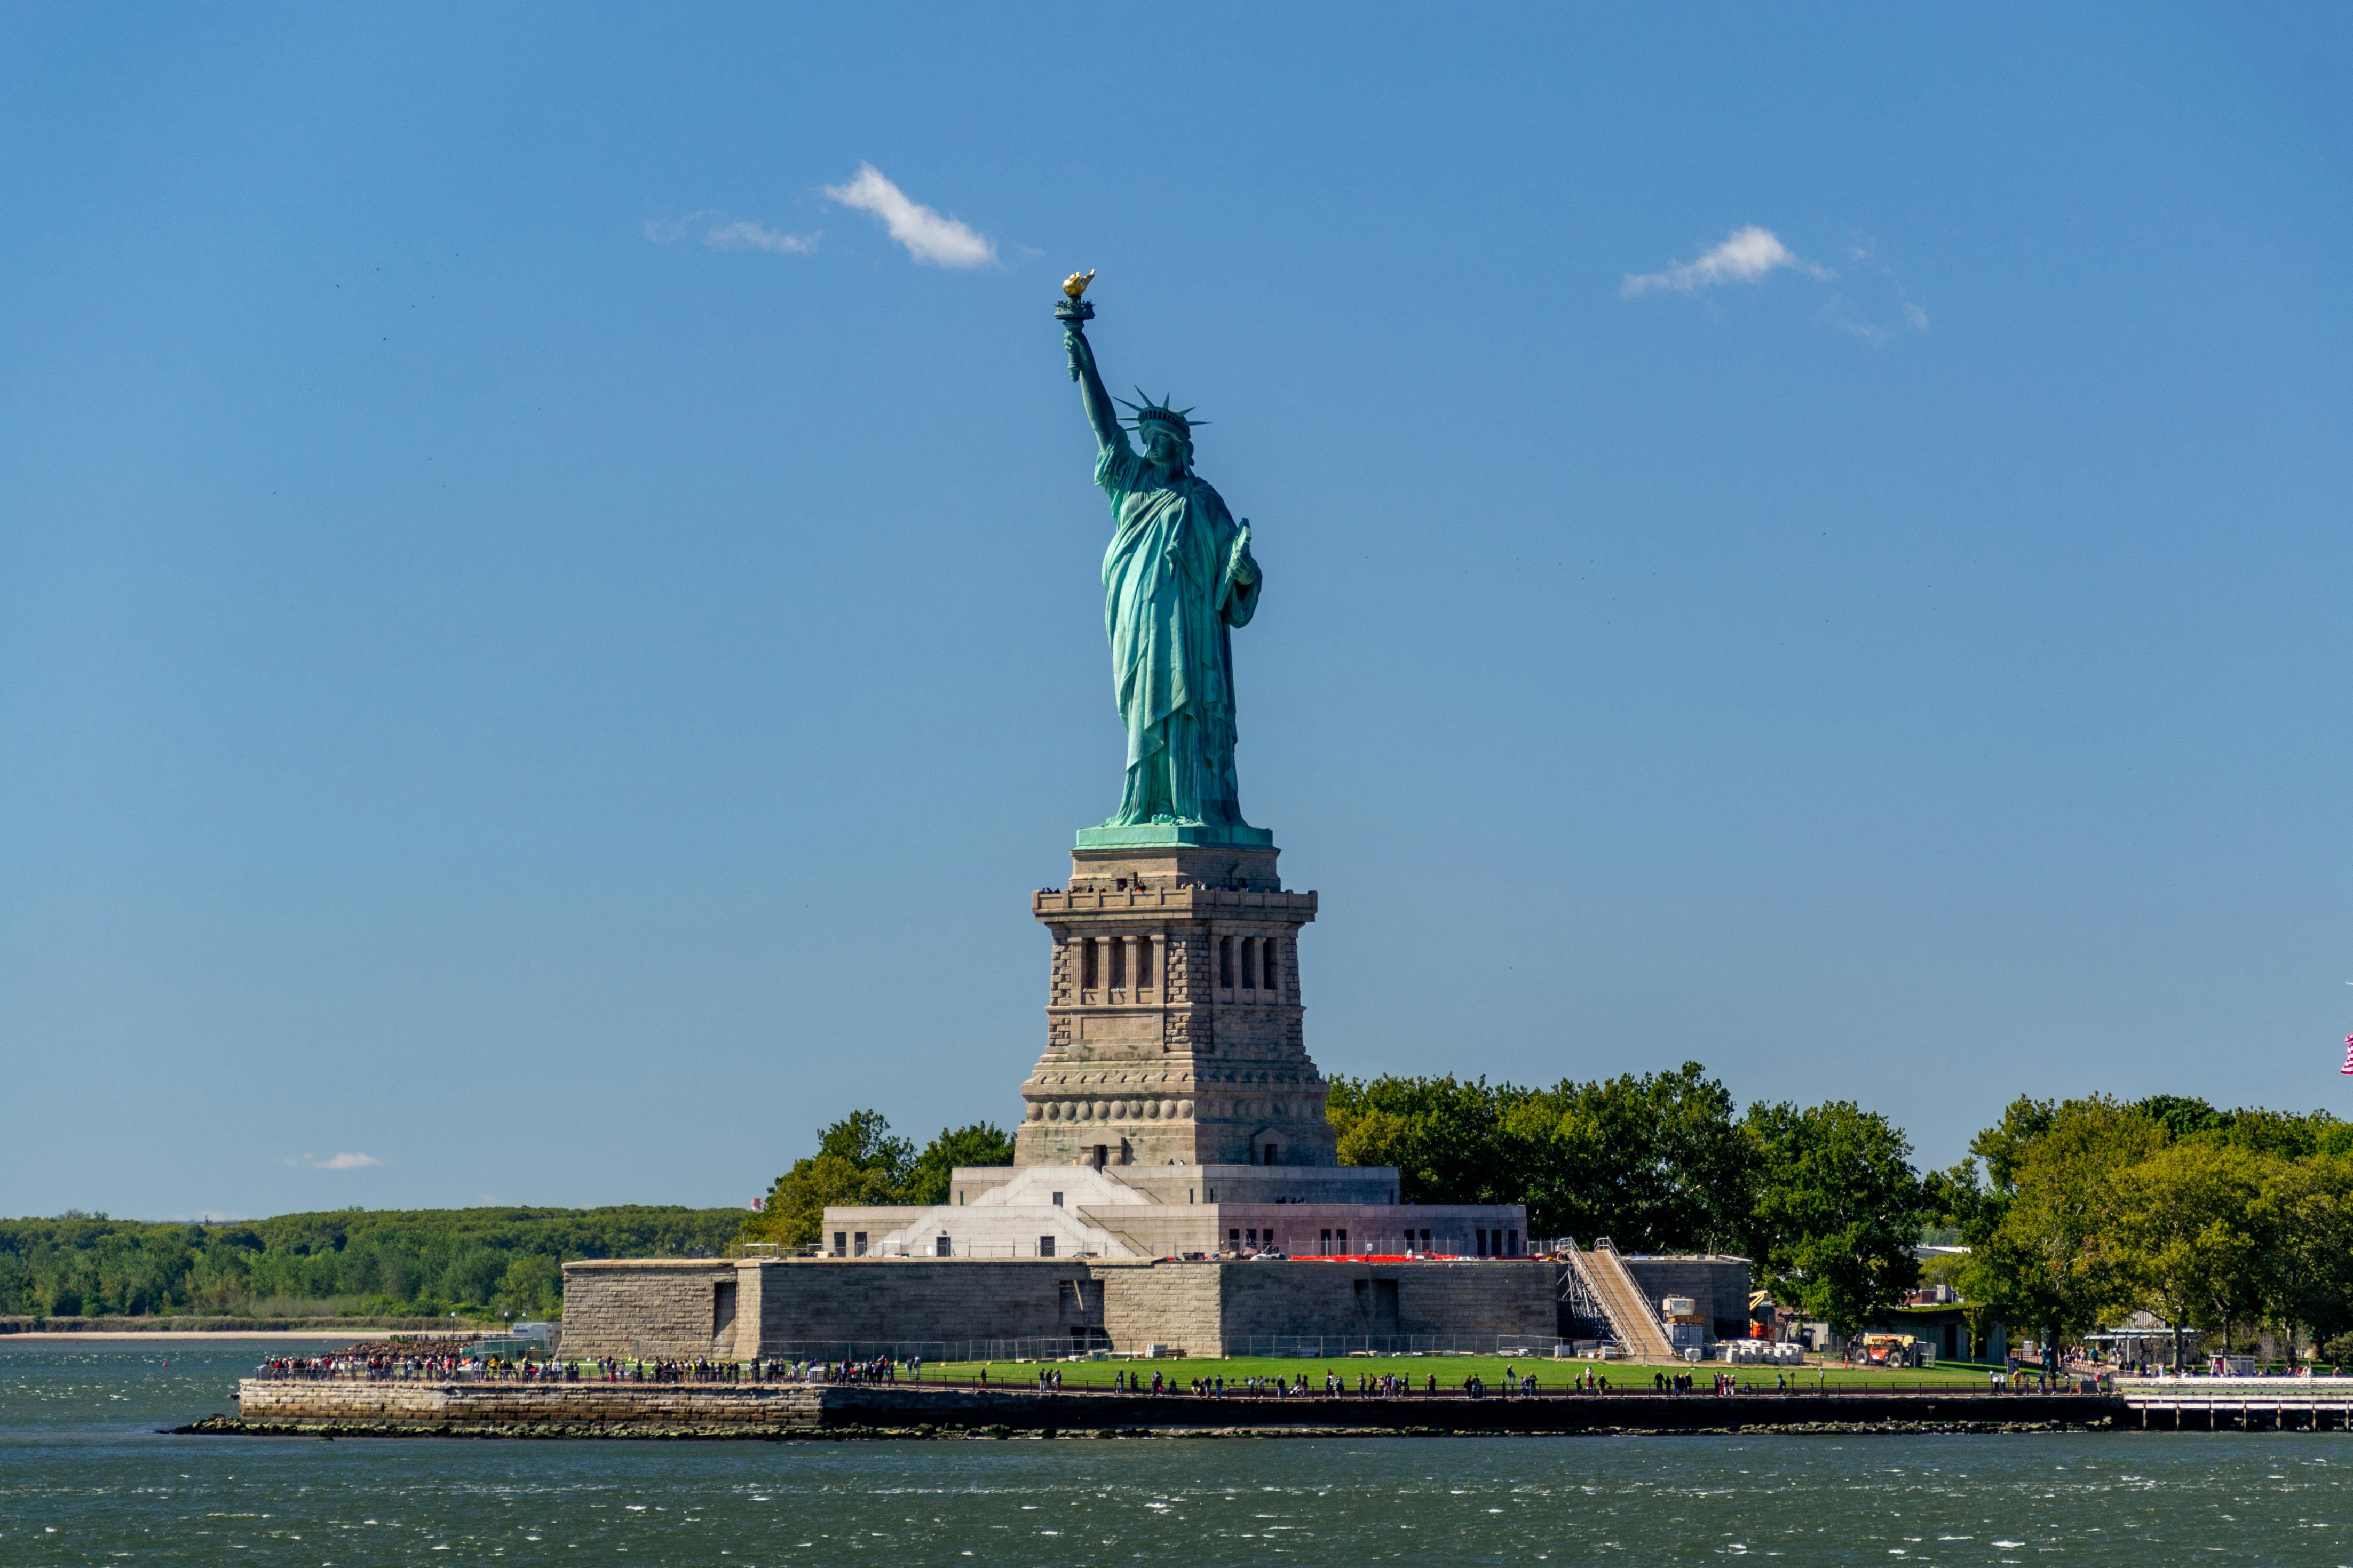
[1567,1239,1675,1362]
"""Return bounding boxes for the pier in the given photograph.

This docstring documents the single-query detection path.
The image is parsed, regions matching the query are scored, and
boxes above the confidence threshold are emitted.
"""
[2118,1376,2353,1431]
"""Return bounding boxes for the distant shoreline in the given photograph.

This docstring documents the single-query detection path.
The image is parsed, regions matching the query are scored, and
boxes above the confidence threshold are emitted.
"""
[0,1316,464,1340]
[4,1330,390,1342]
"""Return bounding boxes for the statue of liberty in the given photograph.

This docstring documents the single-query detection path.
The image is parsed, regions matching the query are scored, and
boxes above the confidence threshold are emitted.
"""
[1059,275,1268,844]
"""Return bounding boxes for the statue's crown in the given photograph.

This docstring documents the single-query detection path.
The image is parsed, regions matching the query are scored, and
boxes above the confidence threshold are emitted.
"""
[1117,389,1207,440]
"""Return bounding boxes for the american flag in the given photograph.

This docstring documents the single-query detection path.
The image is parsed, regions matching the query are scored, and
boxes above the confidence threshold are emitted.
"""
[2341,1036,2352,1076]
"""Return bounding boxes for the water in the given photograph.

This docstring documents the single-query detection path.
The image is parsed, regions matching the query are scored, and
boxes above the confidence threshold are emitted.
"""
[1,1341,2344,1564]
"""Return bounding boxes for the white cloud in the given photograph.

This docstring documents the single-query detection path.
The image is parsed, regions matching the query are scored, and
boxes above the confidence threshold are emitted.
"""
[289,1152,382,1171]
[702,220,818,256]
[821,163,995,268]
[645,212,818,256]
[1622,225,1833,298]
[1815,296,1891,347]
[1903,301,1931,332]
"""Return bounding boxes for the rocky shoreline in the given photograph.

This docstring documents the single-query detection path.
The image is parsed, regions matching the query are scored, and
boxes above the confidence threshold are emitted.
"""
[186,1380,2123,1439]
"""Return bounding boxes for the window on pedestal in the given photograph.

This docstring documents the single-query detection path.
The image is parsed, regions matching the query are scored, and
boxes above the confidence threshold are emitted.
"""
[1138,936,1155,996]
[1218,936,1233,988]
[1262,1144,1279,1166]
[1243,938,1259,991]
[1264,939,1280,994]
[1080,938,1098,991]
[1110,935,1127,990]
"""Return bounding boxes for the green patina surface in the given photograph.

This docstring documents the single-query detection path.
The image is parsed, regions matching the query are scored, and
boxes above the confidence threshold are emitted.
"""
[1061,286,1269,845]
[1072,822,1275,850]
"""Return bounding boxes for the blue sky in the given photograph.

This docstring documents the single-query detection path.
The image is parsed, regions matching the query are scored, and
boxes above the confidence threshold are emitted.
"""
[3,6,2350,1219]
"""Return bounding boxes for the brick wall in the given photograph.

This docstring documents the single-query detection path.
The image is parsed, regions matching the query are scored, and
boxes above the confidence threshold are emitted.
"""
[562,1261,739,1360]
[748,1259,1100,1355]
[1218,1260,1555,1349]
[1099,1261,1222,1354]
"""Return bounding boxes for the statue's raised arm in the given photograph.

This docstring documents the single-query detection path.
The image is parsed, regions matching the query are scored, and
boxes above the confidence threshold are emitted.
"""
[1057,270,1127,455]
[1064,320,1128,455]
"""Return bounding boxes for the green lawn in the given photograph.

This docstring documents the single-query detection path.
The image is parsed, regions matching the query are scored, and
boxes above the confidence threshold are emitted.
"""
[915,1355,1998,1392]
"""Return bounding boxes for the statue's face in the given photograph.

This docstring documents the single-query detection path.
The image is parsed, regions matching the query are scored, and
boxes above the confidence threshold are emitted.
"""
[1144,427,1190,473]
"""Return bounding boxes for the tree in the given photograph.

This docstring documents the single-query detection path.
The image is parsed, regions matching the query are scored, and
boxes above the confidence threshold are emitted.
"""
[1741,1100,1926,1336]
[2131,1094,2229,1142]
[1328,1063,1753,1251]
[1327,1076,1515,1210]
[815,1110,915,1186]
[739,1111,917,1249]
[2214,1108,2328,1161]
[1509,1064,1755,1252]
[2109,1140,2270,1368]
[1950,1096,2164,1358]
[900,1123,1016,1206]
[2250,1153,2353,1366]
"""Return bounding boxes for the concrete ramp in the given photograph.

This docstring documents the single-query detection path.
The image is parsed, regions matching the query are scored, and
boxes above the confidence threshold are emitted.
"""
[1572,1240,1675,1362]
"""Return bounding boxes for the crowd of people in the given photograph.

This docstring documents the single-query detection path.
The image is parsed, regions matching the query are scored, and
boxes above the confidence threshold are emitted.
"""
[254,1350,580,1382]
[1026,1362,1565,1398]
[1652,1370,1748,1395]
[251,1349,937,1384]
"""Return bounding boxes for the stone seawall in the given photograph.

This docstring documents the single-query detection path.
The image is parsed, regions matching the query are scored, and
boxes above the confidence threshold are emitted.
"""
[203,1380,2124,1438]
[229,1379,826,1436]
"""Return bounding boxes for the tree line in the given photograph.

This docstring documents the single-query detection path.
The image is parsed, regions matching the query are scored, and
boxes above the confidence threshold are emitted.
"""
[1328,1065,1927,1335]
[1937,1094,2353,1365]
[0,1207,742,1322]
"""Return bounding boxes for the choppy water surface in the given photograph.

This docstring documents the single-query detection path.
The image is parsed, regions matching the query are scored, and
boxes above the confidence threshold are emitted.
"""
[2,1342,2347,1565]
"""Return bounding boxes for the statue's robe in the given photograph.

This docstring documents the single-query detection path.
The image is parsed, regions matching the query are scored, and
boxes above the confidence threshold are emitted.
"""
[1095,436,1261,827]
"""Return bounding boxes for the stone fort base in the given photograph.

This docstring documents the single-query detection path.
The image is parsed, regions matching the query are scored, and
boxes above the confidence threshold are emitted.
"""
[562,1255,1563,1363]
